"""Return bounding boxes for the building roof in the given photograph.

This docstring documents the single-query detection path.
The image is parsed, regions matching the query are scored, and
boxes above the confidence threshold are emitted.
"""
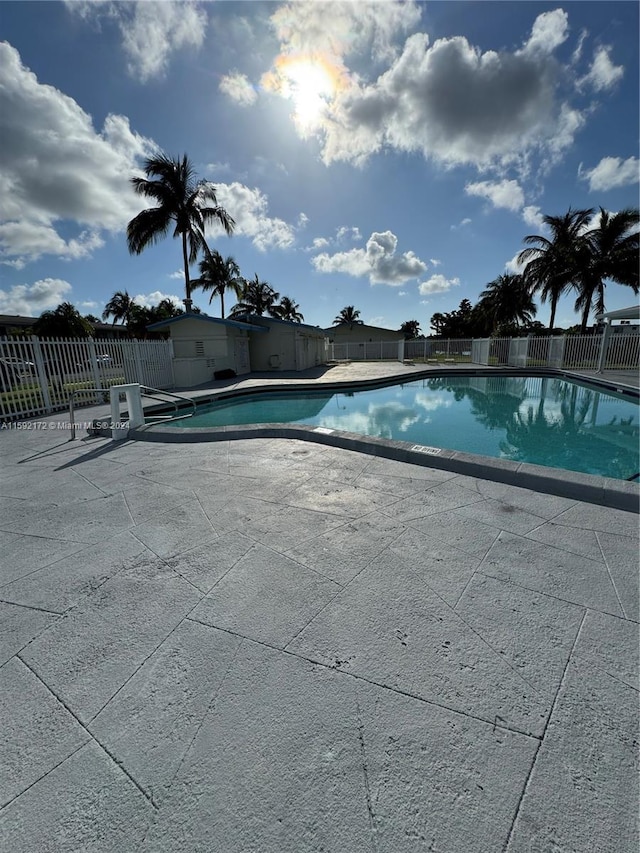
[236,314,326,334]
[596,305,640,322]
[146,312,267,332]
[324,322,404,336]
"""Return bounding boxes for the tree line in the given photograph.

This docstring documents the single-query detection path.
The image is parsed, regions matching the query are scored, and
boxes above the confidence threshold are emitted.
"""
[430,207,638,338]
[13,152,639,340]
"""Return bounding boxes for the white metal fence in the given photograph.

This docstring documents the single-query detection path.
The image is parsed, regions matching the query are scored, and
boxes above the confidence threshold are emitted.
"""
[330,340,403,360]
[331,333,639,372]
[0,336,174,422]
[404,338,474,362]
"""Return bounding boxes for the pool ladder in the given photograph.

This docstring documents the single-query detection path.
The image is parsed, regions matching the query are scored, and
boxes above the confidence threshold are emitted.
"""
[139,386,197,423]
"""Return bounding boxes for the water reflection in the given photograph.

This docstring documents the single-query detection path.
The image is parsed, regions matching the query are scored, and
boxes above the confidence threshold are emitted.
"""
[173,375,639,480]
[421,376,638,479]
[318,401,420,438]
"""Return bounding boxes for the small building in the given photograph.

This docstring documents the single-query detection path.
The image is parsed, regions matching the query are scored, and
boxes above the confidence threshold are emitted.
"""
[147,313,267,387]
[325,322,405,343]
[236,314,328,372]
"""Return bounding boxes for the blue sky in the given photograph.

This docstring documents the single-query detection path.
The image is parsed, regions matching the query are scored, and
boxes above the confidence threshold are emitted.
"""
[1,0,638,332]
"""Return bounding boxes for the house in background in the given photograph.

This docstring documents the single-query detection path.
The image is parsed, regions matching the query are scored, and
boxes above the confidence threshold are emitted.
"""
[147,313,267,387]
[325,322,404,343]
[0,314,131,339]
[234,315,328,372]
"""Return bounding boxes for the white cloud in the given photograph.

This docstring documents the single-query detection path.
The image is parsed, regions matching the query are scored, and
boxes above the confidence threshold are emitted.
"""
[579,46,624,92]
[312,230,428,286]
[133,291,183,310]
[206,161,234,176]
[296,8,583,174]
[233,5,587,177]
[465,180,545,230]
[521,9,569,55]
[168,269,185,280]
[266,1,421,67]
[219,72,258,106]
[505,253,527,275]
[207,183,297,251]
[258,2,421,135]
[0,278,72,315]
[581,156,640,192]
[418,274,460,295]
[66,1,207,82]
[522,205,545,230]
[451,218,471,231]
[297,212,309,229]
[336,226,362,242]
[465,179,525,212]
[0,43,154,264]
[309,237,330,251]
[429,258,442,267]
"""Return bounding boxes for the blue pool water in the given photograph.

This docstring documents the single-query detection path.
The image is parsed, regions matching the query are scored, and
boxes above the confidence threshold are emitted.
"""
[164,375,639,480]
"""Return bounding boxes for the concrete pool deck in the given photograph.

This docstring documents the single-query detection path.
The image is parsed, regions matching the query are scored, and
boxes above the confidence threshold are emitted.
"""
[0,362,638,851]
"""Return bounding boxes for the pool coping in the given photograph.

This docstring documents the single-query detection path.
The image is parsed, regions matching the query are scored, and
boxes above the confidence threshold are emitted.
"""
[123,367,639,514]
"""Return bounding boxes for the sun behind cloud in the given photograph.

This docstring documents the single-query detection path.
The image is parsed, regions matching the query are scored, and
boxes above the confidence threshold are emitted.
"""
[262,54,343,132]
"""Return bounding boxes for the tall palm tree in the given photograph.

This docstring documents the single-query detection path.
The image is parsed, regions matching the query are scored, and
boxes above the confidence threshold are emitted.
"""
[228,274,280,318]
[191,248,244,318]
[274,296,304,322]
[102,290,136,325]
[333,306,362,328]
[127,153,235,312]
[478,274,536,332]
[574,207,640,332]
[518,207,594,330]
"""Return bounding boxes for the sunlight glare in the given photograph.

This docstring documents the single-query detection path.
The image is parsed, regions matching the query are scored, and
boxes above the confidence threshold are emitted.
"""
[284,58,335,129]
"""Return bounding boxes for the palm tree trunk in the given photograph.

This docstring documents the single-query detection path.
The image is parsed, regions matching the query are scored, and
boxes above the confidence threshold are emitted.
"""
[548,297,557,331]
[220,290,225,319]
[580,300,591,334]
[182,232,192,312]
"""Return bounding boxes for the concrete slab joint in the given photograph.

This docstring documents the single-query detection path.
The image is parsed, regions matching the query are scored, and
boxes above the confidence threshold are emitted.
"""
[0,365,637,853]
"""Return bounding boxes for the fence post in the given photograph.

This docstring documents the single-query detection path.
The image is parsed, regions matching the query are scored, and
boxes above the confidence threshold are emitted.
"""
[87,338,103,391]
[596,329,609,373]
[168,338,176,388]
[31,337,52,413]
[133,340,144,384]
[398,339,405,362]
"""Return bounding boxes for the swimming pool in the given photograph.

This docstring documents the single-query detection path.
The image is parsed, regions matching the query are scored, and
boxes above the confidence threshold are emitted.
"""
[161,374,639,481]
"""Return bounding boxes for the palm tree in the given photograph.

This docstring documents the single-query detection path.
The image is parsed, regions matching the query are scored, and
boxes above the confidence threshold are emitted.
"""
[228,274,280,318]
[154,298,184,320]
[102,290,136,325]
[126,153,235,312]
[518,207,594,331]
[191,249,244,318]
[478,274,537,333]
[33,303,93,338]
[333,306,362,328]
[399,320,421,339]
[274,296,304,322]
[574,207,639,332]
